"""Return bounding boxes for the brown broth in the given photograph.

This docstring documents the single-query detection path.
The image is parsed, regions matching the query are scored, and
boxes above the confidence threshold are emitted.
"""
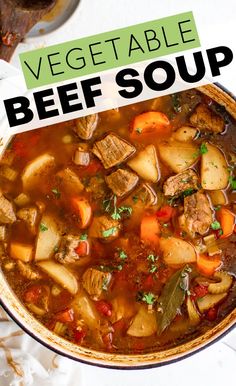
[0,89,236,354]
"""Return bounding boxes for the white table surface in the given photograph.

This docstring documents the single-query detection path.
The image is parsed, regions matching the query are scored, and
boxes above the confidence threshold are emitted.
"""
[5,0,236,385]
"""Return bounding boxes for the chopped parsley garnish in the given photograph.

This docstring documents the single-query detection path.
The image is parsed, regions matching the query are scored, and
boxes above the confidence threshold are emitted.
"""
[51,188,61,199]
[118,205,132,216]
[40,223,48,232]
[149,265,157,273]
[229,175,236,190]
[102,227,117,238]
[182,188,194,197]
[147,254,156,262]
[200,142,208,155]
[80,233,88,240]
[141,292,156,305]
[119,250,128,259]
[132,195,138,203]
[104,195,132,220]
[116,264,123,271]
[211,221,221,230]
[214,205,221,211]
[136,127,142,134]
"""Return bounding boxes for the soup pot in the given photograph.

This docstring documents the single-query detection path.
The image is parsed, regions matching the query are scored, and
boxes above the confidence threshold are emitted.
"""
[0,83,236,369]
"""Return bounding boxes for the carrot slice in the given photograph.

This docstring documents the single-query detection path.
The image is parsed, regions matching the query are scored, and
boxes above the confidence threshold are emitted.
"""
[140,214,160,246]
[131,111,170,140]
[71,197,92,229]
[197,254,222,276]
[217,208,235,238]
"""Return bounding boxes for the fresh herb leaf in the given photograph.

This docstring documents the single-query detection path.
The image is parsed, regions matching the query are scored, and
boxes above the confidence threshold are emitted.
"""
[149,265,157,273]
[102,227,117,238]
[156,266,189,335]
[119,250,127,259]
[80,233,88,240]
[229,175,236,190]
[51,188,61,199]
[214,205,221,211]
[118,205,132,216]
[211,221,221,230]
[200,143,208,155]
[182,188,194,197]
[147,254,156,262]
[40,223,48,232]
[141,292,156,305]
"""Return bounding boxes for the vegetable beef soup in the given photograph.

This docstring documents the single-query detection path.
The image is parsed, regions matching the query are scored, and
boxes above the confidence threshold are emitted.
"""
[0,89,236,354]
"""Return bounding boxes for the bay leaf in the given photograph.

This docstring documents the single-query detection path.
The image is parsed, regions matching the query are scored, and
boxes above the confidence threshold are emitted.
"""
[156,266,189,335]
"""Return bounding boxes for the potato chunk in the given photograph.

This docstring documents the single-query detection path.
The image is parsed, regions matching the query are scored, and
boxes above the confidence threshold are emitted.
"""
[128,145,159,183]
[160,237,196,266]
[37,260,78,295]
[22,154,55,190]
[35,214,61,261]
[158,140,199,173]
[201,143,229,190]
[127,306,157,337]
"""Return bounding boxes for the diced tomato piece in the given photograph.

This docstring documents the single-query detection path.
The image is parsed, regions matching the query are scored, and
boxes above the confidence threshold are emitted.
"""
[143,274,155,291]
[156,205,175,222]
[74,329,86,343]
[102,332,113,351]
[206,307,217,321]
[112,319,127,335]
[55,308,74,323]
[83,159,103,174]
[191,285,208,301]
[23,285,42,304]
[95,300,112,317]
[74,241,89,256]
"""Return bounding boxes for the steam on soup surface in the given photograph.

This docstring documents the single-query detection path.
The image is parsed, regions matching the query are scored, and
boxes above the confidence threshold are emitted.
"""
[0,89,236,354]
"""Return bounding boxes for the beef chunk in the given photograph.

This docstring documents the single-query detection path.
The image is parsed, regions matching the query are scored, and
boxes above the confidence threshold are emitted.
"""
[163,169,199,197]
[92,133,135,169]
[82,268,112,300]
[17,261,41,280]
[105,169,139,197]
[55,235,84,264]
[89,215,120,241]
[74,114,98,140]
[181,192,213,237]
[190,104,225,133]
[0,194,16,224]
[17,206,38,233]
